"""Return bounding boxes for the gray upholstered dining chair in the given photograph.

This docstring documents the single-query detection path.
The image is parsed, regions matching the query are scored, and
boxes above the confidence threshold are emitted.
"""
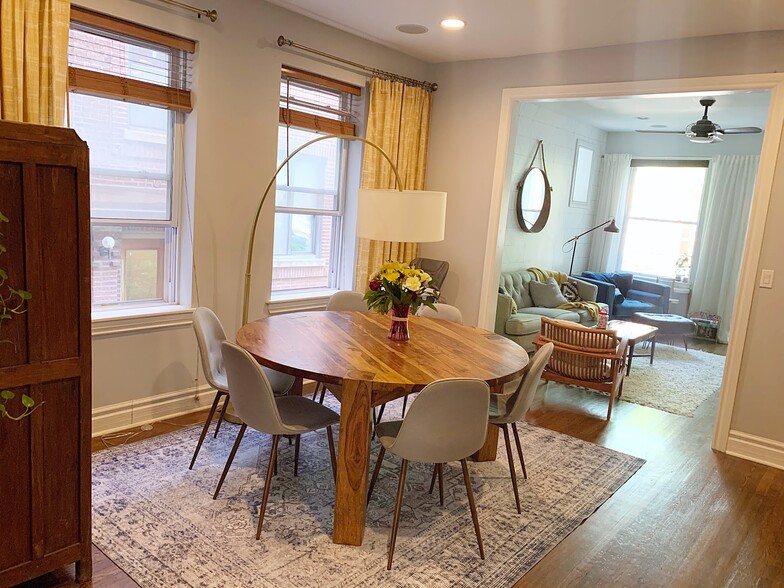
[313,290,369,404]
[214,342,340,539]
[189,307,295,470]
[417,303,463,323]
[488,342,553,513]
[410,257,449,291]
[375,303,464,426]
[367,378,490,570]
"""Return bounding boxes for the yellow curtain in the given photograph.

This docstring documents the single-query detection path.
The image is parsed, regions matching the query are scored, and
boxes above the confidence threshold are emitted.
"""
[354,77,433,291]
[0,0,70,125]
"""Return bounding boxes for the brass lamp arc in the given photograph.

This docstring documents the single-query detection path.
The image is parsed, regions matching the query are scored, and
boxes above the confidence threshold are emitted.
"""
[242,133,404,325]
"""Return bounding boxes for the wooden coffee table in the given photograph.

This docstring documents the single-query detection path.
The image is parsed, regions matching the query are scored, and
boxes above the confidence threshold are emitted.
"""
[607,319,658,375]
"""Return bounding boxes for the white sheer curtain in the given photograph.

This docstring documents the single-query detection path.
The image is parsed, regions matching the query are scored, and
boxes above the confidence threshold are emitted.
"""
[587,153,632,271]
[689,155,759,343]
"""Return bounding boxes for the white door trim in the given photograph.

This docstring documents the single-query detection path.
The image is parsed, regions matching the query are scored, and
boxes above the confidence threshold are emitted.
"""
[479,73,784,453]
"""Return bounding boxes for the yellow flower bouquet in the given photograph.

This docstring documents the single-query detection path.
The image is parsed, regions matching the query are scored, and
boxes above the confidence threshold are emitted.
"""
[364,261,440,341]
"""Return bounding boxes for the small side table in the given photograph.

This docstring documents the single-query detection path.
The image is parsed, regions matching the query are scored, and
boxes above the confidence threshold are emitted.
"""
[607,319,659,375]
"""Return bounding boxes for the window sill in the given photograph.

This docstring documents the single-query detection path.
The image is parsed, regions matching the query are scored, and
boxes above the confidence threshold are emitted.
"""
[92,304,194,337]
[267,289,339,315]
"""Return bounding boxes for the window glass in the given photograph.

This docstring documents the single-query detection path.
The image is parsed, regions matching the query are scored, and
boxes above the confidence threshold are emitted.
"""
[70,93,172,221]
[620,165,707,279]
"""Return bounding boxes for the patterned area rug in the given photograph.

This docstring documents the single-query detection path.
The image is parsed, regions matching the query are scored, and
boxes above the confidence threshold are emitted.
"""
[92,408,644,588]
[619,344,725,417]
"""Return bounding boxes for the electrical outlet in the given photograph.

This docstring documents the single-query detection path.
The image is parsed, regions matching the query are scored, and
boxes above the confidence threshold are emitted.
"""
[760,269,775,289]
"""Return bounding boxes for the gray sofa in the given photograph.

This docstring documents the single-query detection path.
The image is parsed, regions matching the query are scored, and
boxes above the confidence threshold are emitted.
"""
[495,269,608,351]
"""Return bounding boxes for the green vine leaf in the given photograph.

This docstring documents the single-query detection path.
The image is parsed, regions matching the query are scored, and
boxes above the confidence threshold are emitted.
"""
[21,394,35,408]
[0,404,5,414]
[0,390,14,400]
[0,269,7,280]
[0,211,8,222]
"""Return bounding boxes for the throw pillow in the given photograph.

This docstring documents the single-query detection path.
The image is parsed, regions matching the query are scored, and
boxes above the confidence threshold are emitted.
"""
[614,287,625,305]
[612,272,634,297]
[499,286,518,313]
[529,277,568,308]
[561,279,582,302]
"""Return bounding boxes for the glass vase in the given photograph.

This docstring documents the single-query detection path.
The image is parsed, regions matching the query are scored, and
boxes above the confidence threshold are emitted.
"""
[388,304,411,341]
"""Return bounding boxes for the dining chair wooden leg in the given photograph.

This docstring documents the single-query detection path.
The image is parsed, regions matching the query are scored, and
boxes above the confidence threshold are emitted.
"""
[189,391,223,470]
[326,425,337,482]
[502,424,521,514]
[511,422,527,480]
[437,463,444,507]
[213,393,230,439]
[367,446,386,504]
[372,404,386,441]
[213,423,247,499]
[387,458,409,570]
[293,434,301,477]
[401,395,408,418]
[312,382,322,401]
[318,385,327,404]
[428,463,437,495]
[256,434,280,539]
[460,458,485,560]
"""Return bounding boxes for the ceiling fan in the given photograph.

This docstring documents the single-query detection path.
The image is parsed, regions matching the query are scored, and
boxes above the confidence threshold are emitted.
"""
[635,97,763,143]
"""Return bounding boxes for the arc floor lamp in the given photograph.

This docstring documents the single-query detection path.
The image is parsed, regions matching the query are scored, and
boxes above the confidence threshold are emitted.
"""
[241,133,447,325]
[564,218,620,276]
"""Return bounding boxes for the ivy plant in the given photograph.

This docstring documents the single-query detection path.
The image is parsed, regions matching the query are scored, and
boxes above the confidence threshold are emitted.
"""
[0,210,37,421]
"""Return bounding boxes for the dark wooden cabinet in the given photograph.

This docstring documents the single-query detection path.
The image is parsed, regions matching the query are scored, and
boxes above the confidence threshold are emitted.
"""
[0,121,92,586]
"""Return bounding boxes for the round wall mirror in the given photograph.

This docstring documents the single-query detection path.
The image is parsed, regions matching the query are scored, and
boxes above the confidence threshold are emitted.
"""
[516,166,551,233]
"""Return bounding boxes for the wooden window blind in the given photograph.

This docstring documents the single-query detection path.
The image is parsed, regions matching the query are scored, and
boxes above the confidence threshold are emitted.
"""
[68,7,195,112]
[280,66,360,136]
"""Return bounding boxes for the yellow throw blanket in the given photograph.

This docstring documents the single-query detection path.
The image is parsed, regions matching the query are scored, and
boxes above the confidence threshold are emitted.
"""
[527,267,569,284]
[526,267,601,319]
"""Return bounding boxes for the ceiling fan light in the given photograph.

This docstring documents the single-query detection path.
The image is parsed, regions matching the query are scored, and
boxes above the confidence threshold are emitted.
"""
[688,134,721,144]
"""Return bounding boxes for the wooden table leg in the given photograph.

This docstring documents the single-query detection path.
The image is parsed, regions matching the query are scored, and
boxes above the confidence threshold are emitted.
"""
[333,373,373,545]
[626,341,636,376]
[473,383,501,461]
[291,376,304,396]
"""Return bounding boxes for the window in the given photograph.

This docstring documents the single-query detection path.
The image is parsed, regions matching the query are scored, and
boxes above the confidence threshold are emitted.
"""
[273,67,361,293]
[67,8,194,310]
[619,161,708,279]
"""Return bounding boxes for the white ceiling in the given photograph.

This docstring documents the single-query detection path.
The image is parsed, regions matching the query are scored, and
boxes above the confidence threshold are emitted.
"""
[537,91,772,133]
[266,0,784,63]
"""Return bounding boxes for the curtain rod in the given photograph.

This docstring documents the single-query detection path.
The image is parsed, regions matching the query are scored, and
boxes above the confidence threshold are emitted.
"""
[277,35,437,92]
[154,0,217,22]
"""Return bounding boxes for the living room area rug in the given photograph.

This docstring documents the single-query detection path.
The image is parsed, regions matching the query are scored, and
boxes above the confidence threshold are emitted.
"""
[91,415,644,588]
[619,344,725,417]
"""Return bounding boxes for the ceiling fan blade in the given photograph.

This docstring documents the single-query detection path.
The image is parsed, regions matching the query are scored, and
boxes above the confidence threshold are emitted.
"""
[717,127,763,135]
[635,130,685,134]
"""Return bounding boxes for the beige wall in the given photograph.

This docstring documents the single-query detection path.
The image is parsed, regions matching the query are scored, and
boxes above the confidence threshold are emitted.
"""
[730,132,784,443]
[80,0,432,414]
[423,31,784,442]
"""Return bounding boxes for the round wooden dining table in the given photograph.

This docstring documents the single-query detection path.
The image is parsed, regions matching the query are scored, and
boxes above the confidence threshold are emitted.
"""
[236,310,528,546]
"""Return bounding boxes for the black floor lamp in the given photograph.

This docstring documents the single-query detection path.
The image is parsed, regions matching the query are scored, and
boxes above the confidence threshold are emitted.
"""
[564,218,620,276]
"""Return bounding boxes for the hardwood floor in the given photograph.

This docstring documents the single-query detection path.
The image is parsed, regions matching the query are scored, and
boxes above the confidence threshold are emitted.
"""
[16,345,784,587]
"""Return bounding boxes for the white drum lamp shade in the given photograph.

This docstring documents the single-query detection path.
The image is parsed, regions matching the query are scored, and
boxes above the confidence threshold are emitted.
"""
[357,189,447,242]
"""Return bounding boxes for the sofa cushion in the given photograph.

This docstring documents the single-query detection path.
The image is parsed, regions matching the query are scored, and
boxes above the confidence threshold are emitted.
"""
[505,313,542,336]
[529,277,568,308]
[613,272,634,297]
[519,307,581,322]
[614,298,657,317]
[499,271,534,309]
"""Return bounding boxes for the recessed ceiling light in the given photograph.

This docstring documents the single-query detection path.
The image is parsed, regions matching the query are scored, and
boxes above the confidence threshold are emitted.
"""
[636,116,650,120]
[396,23,428,35]
[440,18,465,30]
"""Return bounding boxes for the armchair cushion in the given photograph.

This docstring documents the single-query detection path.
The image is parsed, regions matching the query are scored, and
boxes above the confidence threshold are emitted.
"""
[613,273,634,297]
[504,313,542,336]
[529,277,569,308]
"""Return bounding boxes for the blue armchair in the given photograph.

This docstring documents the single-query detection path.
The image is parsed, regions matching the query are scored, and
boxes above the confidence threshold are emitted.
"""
[580,271,671,319]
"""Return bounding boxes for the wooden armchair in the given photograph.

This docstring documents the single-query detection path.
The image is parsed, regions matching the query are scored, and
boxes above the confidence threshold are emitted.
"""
[533,317,628,420]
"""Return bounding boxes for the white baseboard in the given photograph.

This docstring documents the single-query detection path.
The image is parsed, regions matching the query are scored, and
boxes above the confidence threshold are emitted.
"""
[92,384,217,437]
[726,430,784,471]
